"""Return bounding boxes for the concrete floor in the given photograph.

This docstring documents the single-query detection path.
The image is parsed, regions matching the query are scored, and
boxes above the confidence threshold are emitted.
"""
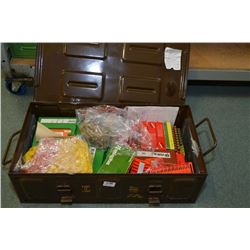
[1,80,250,207]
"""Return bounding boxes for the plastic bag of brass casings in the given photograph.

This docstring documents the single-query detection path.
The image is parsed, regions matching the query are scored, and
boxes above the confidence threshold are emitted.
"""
[76,106,132,149]
[76,105,156,150]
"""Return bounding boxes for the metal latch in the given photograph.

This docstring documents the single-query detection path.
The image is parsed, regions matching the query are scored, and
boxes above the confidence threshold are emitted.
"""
[56,185,72,204]
[148,197,160,207]
[57,185,72,195]
[148,184,162,194]
[148,184,162,206]
[60,196,73,204]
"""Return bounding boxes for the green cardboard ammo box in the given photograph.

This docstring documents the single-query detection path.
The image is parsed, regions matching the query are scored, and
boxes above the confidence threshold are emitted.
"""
[32,117,77,146]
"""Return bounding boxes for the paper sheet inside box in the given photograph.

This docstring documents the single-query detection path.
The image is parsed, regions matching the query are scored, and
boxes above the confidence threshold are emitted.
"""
[127,106,179,125]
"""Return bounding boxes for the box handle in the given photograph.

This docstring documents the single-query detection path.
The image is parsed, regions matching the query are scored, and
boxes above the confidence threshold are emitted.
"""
[195,118,217,157]
[2,130,21,166]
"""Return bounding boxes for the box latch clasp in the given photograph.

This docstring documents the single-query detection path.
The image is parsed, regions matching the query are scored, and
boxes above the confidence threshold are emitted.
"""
[148,184,162,206]
[60,196,73,204]
[148,197,160,207]
[56,185,72,204]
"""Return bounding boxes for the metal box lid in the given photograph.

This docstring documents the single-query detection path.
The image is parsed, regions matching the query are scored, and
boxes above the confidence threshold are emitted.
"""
[34,43,190,105]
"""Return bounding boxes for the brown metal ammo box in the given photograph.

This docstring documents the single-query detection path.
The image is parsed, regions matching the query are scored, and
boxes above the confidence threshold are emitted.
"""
[4,43,217,205]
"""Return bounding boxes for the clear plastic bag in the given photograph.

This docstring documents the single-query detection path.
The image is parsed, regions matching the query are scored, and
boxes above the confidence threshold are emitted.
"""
[16,136,93,174]
[76,105,153,150]
[127,120,154,151]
